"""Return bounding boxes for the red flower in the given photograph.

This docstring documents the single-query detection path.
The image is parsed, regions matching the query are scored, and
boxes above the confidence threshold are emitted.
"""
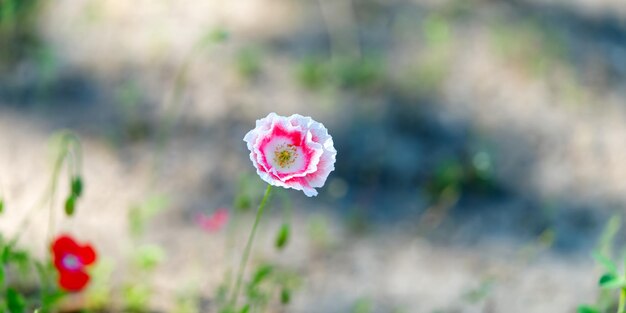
[51,234,97,292]
[195,208,230,233]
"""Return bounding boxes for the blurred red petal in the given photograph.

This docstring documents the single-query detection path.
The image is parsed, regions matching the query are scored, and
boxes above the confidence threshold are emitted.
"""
[51,234,79,256]
[58,270,90,292]
[78,244,96,265]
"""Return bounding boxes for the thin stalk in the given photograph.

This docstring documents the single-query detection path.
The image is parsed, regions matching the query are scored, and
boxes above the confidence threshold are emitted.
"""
[230,184,272,306]
[316,0,361,60]
[618,257,626,313]
[10,190,49,246]
[46,143,67,248]
[152,37,213,181]
[11,132,82,247]
[222,176,250,296]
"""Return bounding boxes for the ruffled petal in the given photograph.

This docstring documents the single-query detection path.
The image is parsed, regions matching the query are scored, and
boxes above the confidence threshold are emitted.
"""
[306,146,337,188]
[244,113,336,197]
[283,176,318,197]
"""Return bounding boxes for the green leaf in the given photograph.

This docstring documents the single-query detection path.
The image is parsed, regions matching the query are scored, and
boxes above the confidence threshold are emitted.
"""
[0,198,4,214]
[599,273,626,289]
[64,194,76,216]
[238,304,250,313]
[42,290,66,308]
[599,216,621,256]
[275,223,290,250]
[128,205,144,237]
[351,298,373,313]
[8,251,30,276]
[6,288,26,313]
[71,176,83,198]
[235,48,262,79]
[199,28,229,47]
[251,265,273,286]
[134,245,165,271]
[234,194,251,211]
[592,252,618,274]
[577,305,600,313]
[143,194,169,217]
[280,288,291,304]
[123,284,152,311]
[35,260,51,290]
[599,273,617,285]
[1,246,10,264]
[218,305,236,313]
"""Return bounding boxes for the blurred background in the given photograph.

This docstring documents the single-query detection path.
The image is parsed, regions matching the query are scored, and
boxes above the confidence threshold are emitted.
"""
[1,0,626,311]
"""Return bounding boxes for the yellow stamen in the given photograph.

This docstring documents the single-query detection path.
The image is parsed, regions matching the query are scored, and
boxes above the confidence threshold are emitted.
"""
[274,144,297,168]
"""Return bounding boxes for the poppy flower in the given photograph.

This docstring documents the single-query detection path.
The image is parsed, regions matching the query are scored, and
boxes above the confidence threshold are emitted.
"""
[51,234,97,292]
[195,208,230,233]
[243,113,337,197]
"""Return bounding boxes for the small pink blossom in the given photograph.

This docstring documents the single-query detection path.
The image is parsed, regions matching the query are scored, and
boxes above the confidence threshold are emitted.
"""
[196,208,230,232]
[244,113,337,197]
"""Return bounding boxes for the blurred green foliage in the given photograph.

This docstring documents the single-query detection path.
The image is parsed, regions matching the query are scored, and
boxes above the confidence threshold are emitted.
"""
[308,214,332,250]
[275,223,290,251]
[128,194,169,238]
[579,216,626,312]
[426,149,495,202]
[133,245,165,271]
[351,297,373,313]
[491,18,566,77]
[233,174,258,213]
[0,235,63,312]
[578,305,601,313]
[172,284,201,313]
[201,28,229,46]
[217,261,301,313]
[395,13,454,98]
[124,193,168,312]
[123,284,152,312]
[112,80,155,143]
[85,259,115,311]
[122,244,165,312]
[462,279,493,304]
[236,47,262,80]
[0,0,42,68]
[296,56,383,91]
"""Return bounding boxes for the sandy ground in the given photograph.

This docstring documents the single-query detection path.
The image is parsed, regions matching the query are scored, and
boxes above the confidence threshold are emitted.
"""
[1,0,626,312]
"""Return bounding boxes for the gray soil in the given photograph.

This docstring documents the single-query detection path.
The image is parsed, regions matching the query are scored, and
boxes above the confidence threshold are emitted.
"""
[1,0,626,312]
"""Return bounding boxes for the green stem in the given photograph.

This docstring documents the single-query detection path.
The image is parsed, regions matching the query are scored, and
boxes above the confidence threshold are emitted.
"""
[11,132,81,247]
[46,143,66,248]
[620,256,626,313]
[230,184,272,307]
[618,288,625,313]
[46,132,81,246]
[153,39,209,180]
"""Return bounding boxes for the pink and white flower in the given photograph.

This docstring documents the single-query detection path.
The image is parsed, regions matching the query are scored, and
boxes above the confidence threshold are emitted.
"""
[244,113,337,197]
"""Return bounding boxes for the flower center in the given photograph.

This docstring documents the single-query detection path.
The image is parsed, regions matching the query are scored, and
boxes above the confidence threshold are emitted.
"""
[274,144,297,168]
[62,254,82,271]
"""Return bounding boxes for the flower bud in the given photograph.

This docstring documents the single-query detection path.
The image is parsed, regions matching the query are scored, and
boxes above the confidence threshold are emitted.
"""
[275,223,290,250]
[71,176,83,198]
[64,195,76,216]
